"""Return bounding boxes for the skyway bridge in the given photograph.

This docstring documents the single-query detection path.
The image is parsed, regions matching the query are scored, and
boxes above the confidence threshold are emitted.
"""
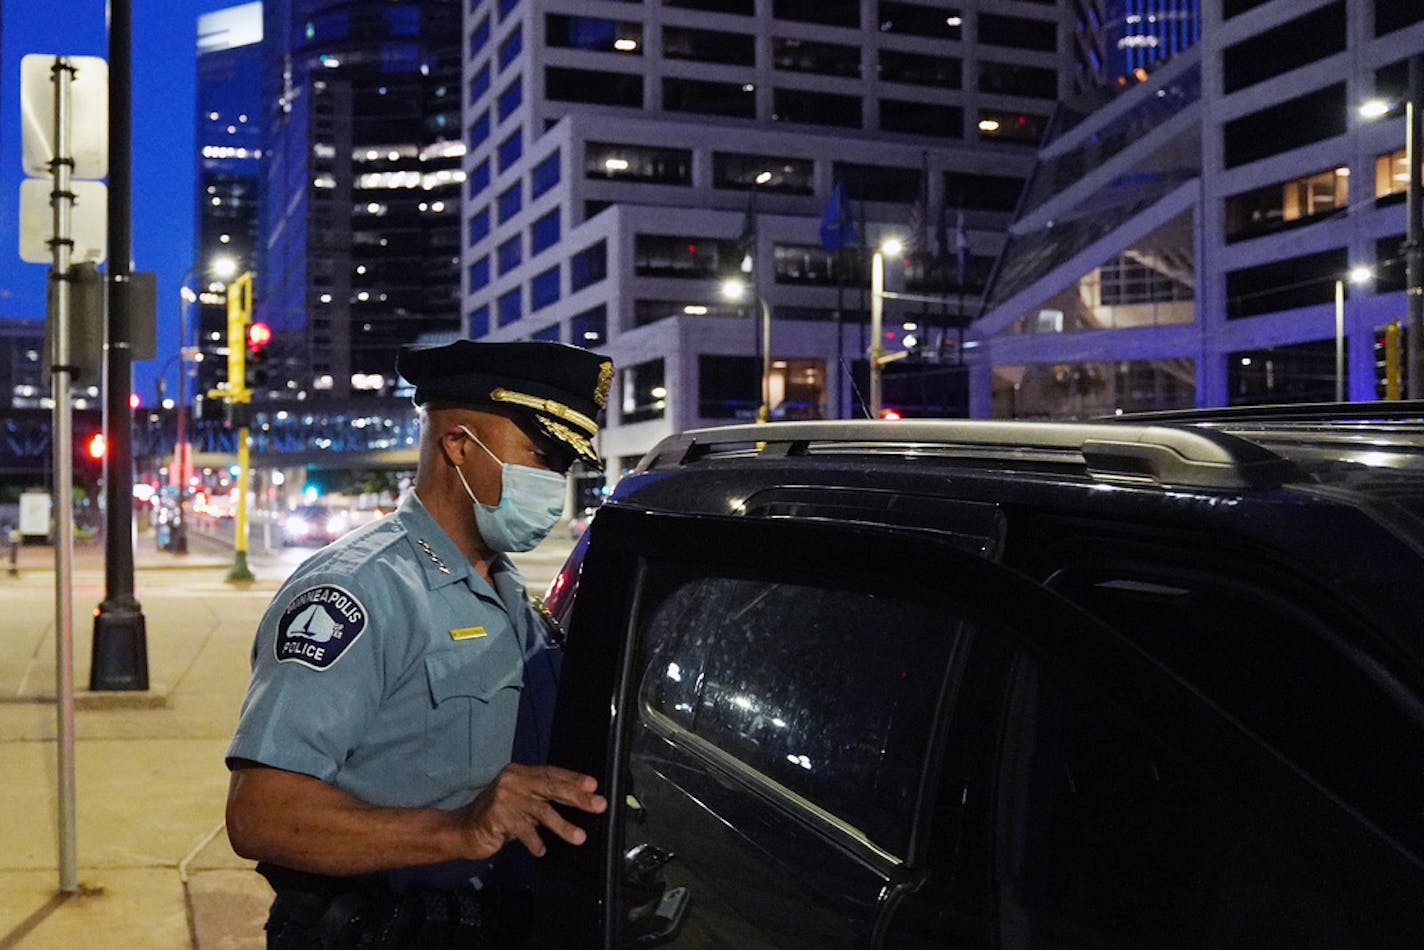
[2,397,421,484]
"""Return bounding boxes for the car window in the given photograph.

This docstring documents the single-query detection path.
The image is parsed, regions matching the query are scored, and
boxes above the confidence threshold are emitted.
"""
[991,646,1418,947]
[637,574,956,858]
[1044,562,1424,856]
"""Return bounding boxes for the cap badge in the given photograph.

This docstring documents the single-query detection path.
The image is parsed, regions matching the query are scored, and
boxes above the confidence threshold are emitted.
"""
[594,361,613,410]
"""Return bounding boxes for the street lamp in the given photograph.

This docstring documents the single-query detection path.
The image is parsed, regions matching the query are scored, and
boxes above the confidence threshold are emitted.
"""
[1360,53,1423,398]
[869,237,904,417]
[1335,266,1374,402]
[721,276,772,422]
[169,254,237,553]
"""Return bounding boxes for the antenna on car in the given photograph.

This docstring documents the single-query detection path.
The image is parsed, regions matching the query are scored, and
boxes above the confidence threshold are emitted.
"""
[841,357,871,419]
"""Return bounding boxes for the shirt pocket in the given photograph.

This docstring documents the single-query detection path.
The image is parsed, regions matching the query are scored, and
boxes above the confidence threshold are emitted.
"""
[423,647,522,791]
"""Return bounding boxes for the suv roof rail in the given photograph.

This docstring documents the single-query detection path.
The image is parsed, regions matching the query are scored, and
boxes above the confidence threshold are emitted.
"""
[1103,400,1424,425]
[639,420,1298,491]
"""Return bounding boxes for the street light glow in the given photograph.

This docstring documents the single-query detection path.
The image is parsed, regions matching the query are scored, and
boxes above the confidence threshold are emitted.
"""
[1360,99,1391,119]
[721,277,747,301]
[755,170,773,184]
[880,237,904,257]
[211,255,238,279]
[1349,265,1374,284]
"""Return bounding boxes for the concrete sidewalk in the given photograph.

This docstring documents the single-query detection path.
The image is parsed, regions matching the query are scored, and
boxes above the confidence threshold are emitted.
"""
[0,527,577,948]
[1,534,280,950]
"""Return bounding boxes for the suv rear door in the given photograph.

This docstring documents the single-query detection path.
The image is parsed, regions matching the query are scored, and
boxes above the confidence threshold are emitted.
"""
[532,505,1424,949]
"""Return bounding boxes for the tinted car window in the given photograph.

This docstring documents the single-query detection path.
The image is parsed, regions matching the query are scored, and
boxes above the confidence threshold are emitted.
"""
[639,575,954,856]
[993,649,1412,947]
[1035,547,1424,855]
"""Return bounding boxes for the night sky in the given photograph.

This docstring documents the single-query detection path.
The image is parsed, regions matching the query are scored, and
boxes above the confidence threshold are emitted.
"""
[1,0,240,405]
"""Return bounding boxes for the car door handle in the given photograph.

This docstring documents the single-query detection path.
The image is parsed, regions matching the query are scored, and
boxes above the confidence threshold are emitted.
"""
[621,843,688,947]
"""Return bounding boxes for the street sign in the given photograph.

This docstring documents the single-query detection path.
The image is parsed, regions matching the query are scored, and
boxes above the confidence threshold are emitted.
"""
[20,55,108,180]
[19,178,107,263]
[18,491,51,538]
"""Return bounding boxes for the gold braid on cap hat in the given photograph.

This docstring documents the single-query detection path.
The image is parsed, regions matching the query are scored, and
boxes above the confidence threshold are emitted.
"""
[489,388,598,436]
[539,418,596,460]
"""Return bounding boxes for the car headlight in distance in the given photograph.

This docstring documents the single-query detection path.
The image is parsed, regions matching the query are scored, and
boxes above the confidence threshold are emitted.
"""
[286,517,309,536]
[328,514,350,534]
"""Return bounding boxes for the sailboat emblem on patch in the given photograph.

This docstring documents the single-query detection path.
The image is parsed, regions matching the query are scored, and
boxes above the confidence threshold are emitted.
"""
[274,584,368,670]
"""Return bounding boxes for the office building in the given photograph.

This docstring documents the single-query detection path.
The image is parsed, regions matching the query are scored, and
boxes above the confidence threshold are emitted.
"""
[1072,0,1201,92]
[462,0,1072,478]
[1,319,45,410]
[973,0,1424,418]
[258,0,463,401]
[194,2,264,398]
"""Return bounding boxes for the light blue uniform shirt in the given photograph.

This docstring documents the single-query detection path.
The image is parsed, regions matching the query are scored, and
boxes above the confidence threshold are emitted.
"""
[227,492,560,812]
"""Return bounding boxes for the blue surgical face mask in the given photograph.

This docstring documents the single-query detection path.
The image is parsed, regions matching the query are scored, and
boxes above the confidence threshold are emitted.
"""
[454,425,567,553]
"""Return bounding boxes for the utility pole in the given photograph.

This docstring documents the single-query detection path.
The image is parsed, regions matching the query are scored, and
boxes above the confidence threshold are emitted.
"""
[92,0,148,691]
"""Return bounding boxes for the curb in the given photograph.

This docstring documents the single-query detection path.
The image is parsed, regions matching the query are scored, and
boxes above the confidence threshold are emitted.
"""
[2,683,173,708]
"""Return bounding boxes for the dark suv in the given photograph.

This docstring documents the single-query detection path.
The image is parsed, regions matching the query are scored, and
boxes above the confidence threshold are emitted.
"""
[531,405,1424,948]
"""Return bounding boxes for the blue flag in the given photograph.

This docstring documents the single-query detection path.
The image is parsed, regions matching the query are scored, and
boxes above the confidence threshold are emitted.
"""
[955,209,971,286]
[819,183,858,253]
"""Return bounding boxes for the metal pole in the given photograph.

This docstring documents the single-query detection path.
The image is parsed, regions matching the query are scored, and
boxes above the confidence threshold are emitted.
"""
[870,250,885,417]
[1407,54,1424,399]
[229,426,254,582]
[1335,279,1345,402]
[93,0,149,691]
[225,273,255,583]
[758,298,771,423]
[835,255,845,419]
[48,56,80,895]
[171,274,195,555]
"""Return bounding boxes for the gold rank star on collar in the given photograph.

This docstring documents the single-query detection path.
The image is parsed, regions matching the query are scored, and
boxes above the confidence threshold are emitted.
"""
[416,538,452,574]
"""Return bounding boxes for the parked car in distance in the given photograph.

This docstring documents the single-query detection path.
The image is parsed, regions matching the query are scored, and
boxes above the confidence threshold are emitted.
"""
[279,504,351,547]
[566,505,597,540]
[528,404,1424,948]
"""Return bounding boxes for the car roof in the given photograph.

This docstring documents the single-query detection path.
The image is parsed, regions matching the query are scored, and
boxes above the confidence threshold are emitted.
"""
[635,404,1424,495]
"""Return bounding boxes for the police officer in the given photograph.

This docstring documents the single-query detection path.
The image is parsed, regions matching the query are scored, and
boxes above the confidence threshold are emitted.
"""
[225,340,613,948]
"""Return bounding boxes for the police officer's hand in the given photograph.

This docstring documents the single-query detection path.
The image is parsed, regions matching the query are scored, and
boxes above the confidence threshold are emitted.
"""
[458,762,607,859]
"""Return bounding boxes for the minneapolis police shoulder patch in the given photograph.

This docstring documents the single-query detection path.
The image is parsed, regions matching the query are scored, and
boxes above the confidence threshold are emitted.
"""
[274,584,368,671]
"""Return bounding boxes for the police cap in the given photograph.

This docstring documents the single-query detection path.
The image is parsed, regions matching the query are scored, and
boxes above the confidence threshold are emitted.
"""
[398,340,612,468]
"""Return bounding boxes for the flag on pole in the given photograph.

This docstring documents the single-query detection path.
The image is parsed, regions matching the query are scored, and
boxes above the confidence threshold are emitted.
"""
[906,199,927,256]
[933,202,950,276]
[819,182,858,253]
[737,191,757,273]
[955,210,971,287]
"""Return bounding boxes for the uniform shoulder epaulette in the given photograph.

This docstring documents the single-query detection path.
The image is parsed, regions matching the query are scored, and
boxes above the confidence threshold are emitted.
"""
[320,518,406,574]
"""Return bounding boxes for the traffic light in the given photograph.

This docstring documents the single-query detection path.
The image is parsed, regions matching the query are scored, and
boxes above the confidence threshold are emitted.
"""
[1375,322,1404,400]
[246,321,271,391]
[87,432,106,460]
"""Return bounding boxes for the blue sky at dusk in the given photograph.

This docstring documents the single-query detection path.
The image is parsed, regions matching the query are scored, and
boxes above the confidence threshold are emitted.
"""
[1,0,242,404]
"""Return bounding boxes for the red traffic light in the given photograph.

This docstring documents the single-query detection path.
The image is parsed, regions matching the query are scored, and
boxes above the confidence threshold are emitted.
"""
[87,432,106,459]
[247,321,273,350]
